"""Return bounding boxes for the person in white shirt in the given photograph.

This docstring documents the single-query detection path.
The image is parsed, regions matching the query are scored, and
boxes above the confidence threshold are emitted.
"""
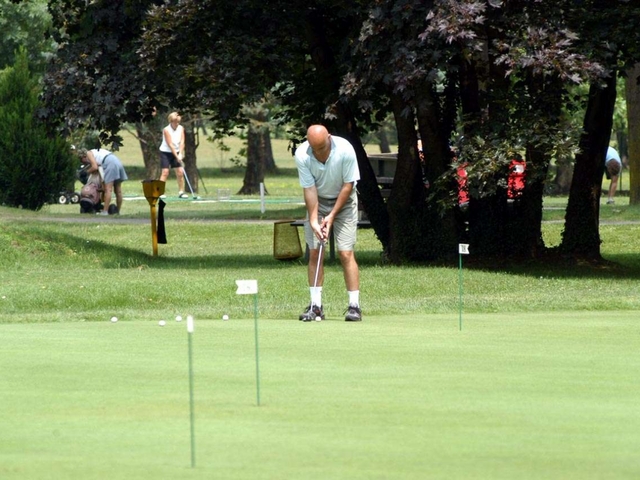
[77,147,128,215]
[604,146,622,205]
[294,125,362,322]
[159,112,188,198]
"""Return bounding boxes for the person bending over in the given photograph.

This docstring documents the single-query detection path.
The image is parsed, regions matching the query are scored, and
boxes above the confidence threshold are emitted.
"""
[604,146,622,205]
[294,124,362,322]
[77,148,128,215]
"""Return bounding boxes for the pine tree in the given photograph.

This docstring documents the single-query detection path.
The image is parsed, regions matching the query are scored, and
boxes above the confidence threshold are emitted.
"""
[0,49,75,210]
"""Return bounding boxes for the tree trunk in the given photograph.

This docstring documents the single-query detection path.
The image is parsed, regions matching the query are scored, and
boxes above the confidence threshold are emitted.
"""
[303,10,390,252]
[513,145,547,257]
[415,83,459,260]
[244,104,277,174]
[135,116,164,180]
[626,63,640,205]
[338,117,391,253]
[458,50,511,257]
[376,129,391,153]
[237,122,269,195]
[386,92,424,263]
[183,119,199,194]
[561,74,617,259]
[552,156,574,194]
[509,75,562,258]
[263,128,276,173]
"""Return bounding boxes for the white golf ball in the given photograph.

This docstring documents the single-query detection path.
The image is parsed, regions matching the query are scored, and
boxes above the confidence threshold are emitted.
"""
[315,316,322,322]
[159,320,166,327]
[222,314,229,321]
[175,315,183,322]
[110,316,118,323]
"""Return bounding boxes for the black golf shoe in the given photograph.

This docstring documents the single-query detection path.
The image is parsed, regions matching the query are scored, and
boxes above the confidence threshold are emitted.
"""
[344,305,362,322]
[299,304,325,322]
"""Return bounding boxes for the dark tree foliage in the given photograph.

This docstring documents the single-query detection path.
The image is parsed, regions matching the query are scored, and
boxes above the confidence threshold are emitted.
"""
[558,0,640,259]
[346,0,640,262]
[41,0,163,146]
[40,0,640,262]
[139,0,392,243]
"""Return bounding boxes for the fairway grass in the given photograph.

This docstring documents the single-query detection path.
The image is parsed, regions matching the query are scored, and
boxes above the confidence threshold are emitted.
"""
[1,312,639,480]
[2,184,640,480]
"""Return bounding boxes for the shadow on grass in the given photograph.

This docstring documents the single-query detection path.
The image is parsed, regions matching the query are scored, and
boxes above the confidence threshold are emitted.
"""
[10,222,640,280]
[461,253,640,280]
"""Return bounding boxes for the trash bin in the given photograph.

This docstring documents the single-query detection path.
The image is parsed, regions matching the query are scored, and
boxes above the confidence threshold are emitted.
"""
[273,220,303,260]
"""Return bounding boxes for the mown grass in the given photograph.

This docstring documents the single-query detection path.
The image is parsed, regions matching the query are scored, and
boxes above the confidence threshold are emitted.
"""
[1,204,639,324]
[1,312,639,479]
[1,159,639,479]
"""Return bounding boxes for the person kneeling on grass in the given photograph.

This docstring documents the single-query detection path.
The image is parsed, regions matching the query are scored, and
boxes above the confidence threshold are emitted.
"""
[294,124,362,322]
[77,148,128,215]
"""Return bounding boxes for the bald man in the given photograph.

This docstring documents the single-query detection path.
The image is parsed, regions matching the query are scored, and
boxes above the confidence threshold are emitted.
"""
[294,125,362,322]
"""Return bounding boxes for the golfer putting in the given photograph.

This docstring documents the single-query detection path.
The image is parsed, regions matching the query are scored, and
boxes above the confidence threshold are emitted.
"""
[294,125,362,322]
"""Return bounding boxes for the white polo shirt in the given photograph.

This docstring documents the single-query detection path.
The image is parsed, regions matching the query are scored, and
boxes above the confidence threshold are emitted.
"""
[294,135,360,199]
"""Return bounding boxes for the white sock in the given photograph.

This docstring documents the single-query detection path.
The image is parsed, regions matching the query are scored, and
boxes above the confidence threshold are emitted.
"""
[310,287,322,306]
[348,290,360,307]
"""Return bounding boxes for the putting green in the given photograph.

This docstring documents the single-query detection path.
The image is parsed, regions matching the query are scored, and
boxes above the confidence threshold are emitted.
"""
[1,311,639,479]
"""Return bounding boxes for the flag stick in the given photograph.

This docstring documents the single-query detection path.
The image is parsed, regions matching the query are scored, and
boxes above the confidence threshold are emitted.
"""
[253,293,261,406]
[458,244,469,331]
[187,316,196,467]
[458,253,463,331]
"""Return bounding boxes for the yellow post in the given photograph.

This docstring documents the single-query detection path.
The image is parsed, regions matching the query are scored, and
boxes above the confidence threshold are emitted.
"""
[142,180,166,256]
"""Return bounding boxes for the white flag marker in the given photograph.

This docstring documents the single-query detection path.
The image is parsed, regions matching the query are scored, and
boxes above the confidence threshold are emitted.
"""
[459,243,470,255]
[236,280,258,295]
[186,315,194,333]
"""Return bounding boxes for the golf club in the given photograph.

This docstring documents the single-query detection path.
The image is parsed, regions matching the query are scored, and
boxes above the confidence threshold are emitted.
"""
[182,168,198,199]
[313,240,325,288]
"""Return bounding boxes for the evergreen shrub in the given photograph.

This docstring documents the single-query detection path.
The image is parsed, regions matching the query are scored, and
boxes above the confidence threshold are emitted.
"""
[0,49,74,210]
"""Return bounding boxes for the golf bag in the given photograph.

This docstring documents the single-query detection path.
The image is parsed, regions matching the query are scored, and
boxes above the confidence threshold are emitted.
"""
[78,164,104,213]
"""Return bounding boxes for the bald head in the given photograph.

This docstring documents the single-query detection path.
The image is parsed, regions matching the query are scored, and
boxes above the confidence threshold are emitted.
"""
[307,125,331,161]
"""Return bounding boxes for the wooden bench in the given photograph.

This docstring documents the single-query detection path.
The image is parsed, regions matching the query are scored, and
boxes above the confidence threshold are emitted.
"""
[290,219,372,260]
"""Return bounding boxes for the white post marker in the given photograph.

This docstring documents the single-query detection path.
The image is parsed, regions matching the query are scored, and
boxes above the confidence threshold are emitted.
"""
[458,244,469,331]
[259,183,266,214]
[235,280,258,295]
[186,315,196,467]
[235,280,261,406]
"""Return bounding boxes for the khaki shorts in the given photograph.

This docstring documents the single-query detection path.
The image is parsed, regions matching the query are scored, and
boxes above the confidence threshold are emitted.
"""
[304,195,358,251]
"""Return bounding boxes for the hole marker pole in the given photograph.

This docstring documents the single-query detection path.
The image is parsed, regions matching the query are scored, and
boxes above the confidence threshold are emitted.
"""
[260,183,266,214]
[186,315,196,468]
[236,280,261,406]
[458,244,469,331]
[253,293,261,406]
